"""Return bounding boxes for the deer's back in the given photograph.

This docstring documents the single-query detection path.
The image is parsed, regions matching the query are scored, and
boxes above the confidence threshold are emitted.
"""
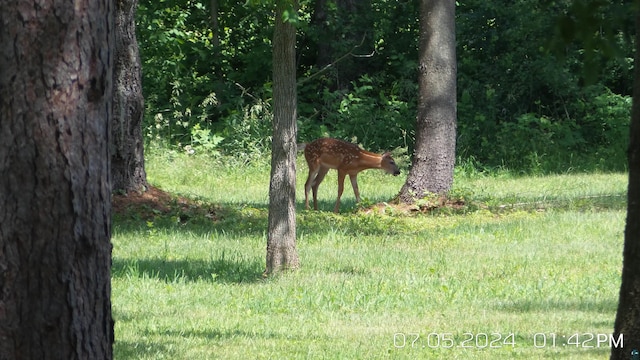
[304,138,362,170]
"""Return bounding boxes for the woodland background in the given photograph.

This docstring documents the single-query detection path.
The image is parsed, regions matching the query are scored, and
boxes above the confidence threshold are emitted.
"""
[138,0,633,173]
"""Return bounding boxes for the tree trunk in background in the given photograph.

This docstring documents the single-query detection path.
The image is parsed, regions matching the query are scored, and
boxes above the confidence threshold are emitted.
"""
[210,0,221,47]
[398,0,457,202]
[310,0,372,91]
[333,0,372,90]
[311,0,331,68]
[112,0,148,193]
[610,6,640,360]
[0,0,114,358]
[265,0,300,275]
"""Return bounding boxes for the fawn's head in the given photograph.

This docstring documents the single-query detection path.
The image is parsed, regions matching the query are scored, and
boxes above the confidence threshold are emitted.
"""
[381,152,400,176]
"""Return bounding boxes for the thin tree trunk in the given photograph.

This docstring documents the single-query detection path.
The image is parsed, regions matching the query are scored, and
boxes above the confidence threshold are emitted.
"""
[311,0,331,68]
[333,0,372,90]
[211,0,221,47]
[398,0,457,202]
[610,6,640,359]
[112,0,148,193]
[265,0,300,275]
[0,0,114,358]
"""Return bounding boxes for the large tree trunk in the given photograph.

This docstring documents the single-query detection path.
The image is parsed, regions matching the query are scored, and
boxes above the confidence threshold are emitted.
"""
[112,0,148,193]
[0,1,114,359]
[265,0,300,275]
[610,7,640,360]
[398,0,457,202]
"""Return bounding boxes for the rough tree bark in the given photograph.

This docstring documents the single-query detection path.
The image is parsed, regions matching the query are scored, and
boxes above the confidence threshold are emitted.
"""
[112,0,148,193]
[610,6,640,359]
[398,0,457,202]
[265,0,300,275]
[0,1,114,359]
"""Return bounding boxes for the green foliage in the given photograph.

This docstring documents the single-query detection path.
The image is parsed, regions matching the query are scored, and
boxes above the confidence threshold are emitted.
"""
[308,75,415,151]
[460,85,631,174]
[579,88,632,162]
[219,96,274,160]
[137,0,273,152]
[189,124,224,156]
[137,1,217,144]
[455,0,633,173]
[137,0,634,173]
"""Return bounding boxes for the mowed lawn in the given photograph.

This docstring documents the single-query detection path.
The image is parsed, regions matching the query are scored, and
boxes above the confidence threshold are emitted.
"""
[112,150,628,359]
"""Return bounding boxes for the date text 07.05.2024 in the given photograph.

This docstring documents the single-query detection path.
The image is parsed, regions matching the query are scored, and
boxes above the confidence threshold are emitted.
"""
[393,332,624,349]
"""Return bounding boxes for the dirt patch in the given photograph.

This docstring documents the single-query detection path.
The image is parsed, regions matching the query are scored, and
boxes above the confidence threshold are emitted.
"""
[112,186,219,221]
[361,195,469,215]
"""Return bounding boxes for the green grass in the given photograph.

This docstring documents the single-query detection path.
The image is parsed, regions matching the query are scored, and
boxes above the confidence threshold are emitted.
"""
[113,149,628,359]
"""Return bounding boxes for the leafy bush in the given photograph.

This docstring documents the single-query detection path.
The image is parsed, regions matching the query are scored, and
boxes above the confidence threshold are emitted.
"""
[219,97,274,160]
[300,75,415,152]
[578,87,631,170]
[190,124,224,156]
[455,0,633,173]
[459,86,630,173]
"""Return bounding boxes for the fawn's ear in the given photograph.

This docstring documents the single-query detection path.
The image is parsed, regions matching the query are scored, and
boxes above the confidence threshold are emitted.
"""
[382,152,391,158]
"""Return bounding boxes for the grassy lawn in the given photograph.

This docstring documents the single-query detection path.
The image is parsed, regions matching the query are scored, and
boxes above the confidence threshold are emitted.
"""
[112,149,628,359]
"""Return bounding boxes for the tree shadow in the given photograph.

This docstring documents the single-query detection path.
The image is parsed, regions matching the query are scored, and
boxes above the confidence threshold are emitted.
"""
[112,256,264,284]
[113,198,267,236]
[143,327,306,341]
[112,188,383,240]
[497,298,618,314]
[114,339,177,360]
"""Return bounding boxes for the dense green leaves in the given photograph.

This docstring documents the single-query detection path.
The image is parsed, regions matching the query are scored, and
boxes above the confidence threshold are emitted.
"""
[138,0,273,150]
[456,0,633,172]
[137,0,633,172]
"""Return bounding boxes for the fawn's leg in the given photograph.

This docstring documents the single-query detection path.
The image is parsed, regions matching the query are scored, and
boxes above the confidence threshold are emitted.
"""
[304,166,319,209]
[312,166,329,210]
[349,173,361,203]
[334,170,347,213]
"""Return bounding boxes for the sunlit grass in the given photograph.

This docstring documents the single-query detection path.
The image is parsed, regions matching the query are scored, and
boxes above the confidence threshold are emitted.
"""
[113,150,627,359]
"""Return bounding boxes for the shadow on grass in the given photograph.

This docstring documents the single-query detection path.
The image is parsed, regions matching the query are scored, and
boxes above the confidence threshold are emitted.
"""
[112,256,264,284]
[114,340,177,360]
[113,201,267,237]
[113,195,400,240]
[497,298,618,314]
[139,326,330,345]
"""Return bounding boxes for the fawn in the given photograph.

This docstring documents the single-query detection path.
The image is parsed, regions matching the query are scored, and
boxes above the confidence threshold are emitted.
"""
[301,138,400,213]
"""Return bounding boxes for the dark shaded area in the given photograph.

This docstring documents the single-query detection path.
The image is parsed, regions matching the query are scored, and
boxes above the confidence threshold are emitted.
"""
[497,298,618,314]
[112,256,264,284]
[114,340,177,360]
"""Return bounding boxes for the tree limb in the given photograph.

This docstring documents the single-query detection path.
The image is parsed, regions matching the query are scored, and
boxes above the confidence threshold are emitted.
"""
[298,33,374,86]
